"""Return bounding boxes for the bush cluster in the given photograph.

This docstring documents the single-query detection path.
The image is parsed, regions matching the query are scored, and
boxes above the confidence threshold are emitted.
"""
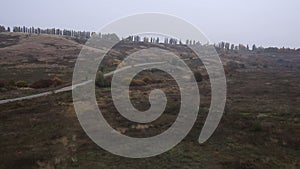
[0,76,64,90]
[95,71,111,87]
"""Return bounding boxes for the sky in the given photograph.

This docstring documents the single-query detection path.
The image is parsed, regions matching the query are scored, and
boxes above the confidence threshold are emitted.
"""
[1,0,299,48]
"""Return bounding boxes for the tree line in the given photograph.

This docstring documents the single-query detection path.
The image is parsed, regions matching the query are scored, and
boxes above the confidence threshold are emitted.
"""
[12,26,92,39]
[0,25,121,41]
[123,35,201,46]
[214,42,299,52]
[123,35,260,51]
[0,25,92,39]
[0,25,298,52]
[0,25,9,32]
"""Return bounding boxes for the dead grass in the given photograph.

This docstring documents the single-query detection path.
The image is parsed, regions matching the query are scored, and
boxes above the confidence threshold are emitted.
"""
[0,33,299,168]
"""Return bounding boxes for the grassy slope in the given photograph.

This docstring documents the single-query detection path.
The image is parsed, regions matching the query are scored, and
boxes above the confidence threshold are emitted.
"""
[0,32,299,169]
[0,84,299,169]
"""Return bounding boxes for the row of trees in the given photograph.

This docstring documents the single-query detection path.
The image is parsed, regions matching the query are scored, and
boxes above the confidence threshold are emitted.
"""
[0,25,120,40]
[0,26,200,46]
[0,25,92,39]
[215,42,299,52]
[122,35,261,52]
[124,35,300,52]
[123,35,259,51]
[92,33,120,41]
[1,25,298,52]
[12,26,92,39]
[215,42,261,51]
[0,25,10,32]
[124,36,161,43]
[123,35,202,46]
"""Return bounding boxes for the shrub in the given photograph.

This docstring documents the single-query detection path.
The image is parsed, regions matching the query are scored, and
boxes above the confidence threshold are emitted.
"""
[95,73,112,88]
[251,120,262,132]
[121,77,148,86]
[52,77,63,86]
[227,61,244,70]
[0,80,17,90]
[30,79,53,89]
[104,75,112,87]
[8,80,15,86]
[153,79,163,83]
[99,65,105,72]
[142,76,152,84]
[95,71,105,87]
[15,81,28,88]
[131,79,146,86]
[224,66,230,74]
[192,71,203,82]
[0,80,6,88]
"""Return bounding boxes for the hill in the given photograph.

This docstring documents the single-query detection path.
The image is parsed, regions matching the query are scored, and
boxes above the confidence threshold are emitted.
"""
[0,32,299,169]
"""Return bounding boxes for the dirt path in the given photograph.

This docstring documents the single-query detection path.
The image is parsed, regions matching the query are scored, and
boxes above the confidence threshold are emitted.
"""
[0,61,168,105]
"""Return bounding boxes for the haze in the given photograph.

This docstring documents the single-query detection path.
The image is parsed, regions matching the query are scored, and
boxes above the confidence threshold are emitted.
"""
[1,0,299,48]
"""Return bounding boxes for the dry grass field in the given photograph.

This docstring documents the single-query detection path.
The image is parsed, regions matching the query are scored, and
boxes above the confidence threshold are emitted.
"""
[0,32,299,169]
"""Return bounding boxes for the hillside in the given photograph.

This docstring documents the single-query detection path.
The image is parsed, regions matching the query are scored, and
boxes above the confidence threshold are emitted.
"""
[0,32,299,169]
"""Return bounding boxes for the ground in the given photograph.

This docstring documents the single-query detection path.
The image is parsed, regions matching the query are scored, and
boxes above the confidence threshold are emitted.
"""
[0,32,299,169]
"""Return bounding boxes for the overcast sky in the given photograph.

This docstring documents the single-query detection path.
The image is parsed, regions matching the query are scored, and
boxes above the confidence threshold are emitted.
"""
[1,0,299,48]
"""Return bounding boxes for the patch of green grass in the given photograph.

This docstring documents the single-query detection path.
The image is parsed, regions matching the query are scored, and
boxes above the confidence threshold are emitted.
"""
[251,119,263,132]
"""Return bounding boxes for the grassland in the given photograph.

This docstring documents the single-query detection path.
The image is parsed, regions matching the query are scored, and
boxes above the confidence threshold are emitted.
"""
[0,32,299,169]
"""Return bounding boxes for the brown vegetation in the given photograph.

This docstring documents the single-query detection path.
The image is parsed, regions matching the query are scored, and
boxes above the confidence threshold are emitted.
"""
[30,79,54,89]
[0,32,299,169]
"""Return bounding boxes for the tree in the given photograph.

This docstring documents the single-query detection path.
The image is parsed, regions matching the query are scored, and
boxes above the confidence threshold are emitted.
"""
[0,25,6,32]
[225,42,230,50]
[239,44,246,51]
[143,37,149,43]
[156,37,159,43]
[220,42,225,49]
[134,35,140,42]
[252,44,257,51]
[230,44,235,50]
[164,38,169,44]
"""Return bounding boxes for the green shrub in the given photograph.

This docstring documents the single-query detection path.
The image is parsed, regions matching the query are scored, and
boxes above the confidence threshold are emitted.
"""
[99,66,105,72]
[95,73,112,88]
[252,120,262,132]
[15,81,28,88]
[104,75,112,87]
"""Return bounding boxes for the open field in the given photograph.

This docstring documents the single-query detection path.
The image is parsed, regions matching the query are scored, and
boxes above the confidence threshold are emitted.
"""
[0,32,299,169]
